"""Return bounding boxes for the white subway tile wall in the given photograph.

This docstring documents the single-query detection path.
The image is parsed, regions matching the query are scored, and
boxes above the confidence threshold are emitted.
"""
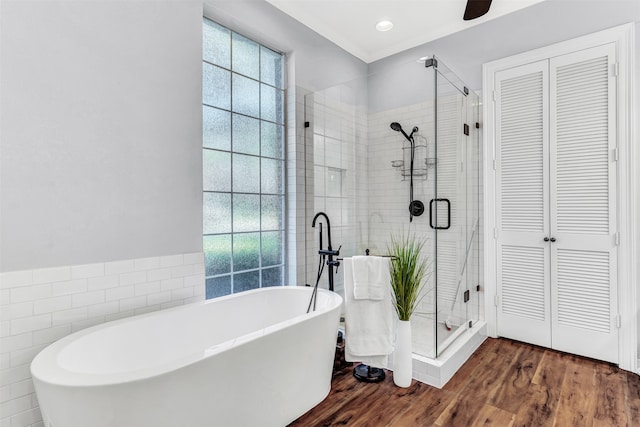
[367,98,485,356]
[368,101,438,325]
[0,252,205,427]
[303,86,368,293]
[287,86,305,286]
[299,85,484,359]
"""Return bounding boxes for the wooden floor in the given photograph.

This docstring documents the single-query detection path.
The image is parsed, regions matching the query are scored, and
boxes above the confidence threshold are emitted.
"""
[289,338,640,426]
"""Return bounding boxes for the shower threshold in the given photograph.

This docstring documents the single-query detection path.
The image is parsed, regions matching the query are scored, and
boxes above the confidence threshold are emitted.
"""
[389,321,487,388]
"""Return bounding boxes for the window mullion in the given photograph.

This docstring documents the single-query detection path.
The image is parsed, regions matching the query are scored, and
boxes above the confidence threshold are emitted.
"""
[203,18,284,299]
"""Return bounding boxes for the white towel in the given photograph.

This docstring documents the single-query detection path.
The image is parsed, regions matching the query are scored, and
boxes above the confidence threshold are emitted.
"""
[343,258,394,369]
[352,256,388,300]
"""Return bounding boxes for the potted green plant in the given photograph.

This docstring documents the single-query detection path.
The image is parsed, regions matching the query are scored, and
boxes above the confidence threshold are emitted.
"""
[388,231,430,387]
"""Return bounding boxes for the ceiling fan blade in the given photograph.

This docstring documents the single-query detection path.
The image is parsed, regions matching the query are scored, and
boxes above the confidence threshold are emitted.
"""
[463,0,492,20]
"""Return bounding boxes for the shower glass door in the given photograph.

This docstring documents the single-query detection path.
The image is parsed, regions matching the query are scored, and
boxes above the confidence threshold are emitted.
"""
[433,57,480,357]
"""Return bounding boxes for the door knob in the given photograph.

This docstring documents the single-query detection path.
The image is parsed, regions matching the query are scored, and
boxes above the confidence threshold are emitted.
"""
[544,237,550,242]
[550,237,556,242]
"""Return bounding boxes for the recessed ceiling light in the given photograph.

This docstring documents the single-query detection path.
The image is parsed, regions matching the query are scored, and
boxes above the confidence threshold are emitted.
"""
[375,20,393,32]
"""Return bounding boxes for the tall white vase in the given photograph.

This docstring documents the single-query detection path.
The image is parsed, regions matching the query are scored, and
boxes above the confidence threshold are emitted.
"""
[393,319,413,387]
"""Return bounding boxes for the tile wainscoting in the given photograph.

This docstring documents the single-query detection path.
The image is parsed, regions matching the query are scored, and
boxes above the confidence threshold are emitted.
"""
[0,252,205,427]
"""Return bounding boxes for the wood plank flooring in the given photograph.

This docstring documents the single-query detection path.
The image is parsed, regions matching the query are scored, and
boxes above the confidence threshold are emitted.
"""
[289,338,640,426]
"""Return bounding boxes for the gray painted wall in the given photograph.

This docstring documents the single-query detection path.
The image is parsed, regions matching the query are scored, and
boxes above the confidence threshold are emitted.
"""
[0,0,368,273]
[203,0,368,93]
[367,0,640,112]
[0,0,204,272]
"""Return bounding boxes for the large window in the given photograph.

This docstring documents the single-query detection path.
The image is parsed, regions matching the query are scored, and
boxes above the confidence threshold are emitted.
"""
[202,18,285,298]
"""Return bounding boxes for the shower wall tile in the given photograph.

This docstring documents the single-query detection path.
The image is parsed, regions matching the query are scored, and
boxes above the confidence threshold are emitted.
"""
[0,251,205,427]
[367,97,485,344]
[286,85,309,287]
[302,86,367,293]
[368,101,438,319]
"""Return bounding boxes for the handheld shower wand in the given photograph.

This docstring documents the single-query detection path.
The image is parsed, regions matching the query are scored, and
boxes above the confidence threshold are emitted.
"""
[390,122,424,222]
[390,122,417,142]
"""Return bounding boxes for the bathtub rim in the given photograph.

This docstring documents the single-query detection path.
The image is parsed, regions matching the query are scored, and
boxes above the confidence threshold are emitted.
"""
[31,286,342,388]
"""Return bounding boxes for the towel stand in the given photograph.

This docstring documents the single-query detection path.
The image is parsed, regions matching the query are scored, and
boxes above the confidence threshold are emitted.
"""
[337,248,397,262]
[350,248,387,383]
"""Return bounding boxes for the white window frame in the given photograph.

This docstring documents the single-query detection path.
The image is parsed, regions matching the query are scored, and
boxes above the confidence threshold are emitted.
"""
[202,17,287,297]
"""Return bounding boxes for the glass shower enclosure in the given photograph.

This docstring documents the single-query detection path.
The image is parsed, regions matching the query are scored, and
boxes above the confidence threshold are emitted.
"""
[431,57,481,357]
[304,55,481,361]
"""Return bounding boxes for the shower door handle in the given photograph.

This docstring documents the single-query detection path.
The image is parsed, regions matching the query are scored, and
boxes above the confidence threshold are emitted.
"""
[429,198,451,230]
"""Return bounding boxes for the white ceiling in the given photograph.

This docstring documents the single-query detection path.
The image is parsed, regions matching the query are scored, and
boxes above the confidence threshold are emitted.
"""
[265,0,547,63]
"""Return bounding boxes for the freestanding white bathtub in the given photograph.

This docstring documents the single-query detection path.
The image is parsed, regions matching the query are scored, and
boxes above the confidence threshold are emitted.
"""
[31,286,342,427]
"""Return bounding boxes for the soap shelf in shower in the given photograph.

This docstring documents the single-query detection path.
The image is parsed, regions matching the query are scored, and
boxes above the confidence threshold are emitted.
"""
[390,143,435,180]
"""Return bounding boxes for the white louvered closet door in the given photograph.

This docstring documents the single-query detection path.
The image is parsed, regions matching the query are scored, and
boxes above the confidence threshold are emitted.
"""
[495,60,551,348]
[549,44,618,363]
[495,45,618,364]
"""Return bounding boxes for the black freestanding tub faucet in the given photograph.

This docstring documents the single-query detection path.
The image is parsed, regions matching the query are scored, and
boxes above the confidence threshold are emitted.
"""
[311,212,340,291]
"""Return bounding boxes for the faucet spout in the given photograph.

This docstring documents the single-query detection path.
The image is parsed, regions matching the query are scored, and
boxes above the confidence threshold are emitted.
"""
[312,211,332,250]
